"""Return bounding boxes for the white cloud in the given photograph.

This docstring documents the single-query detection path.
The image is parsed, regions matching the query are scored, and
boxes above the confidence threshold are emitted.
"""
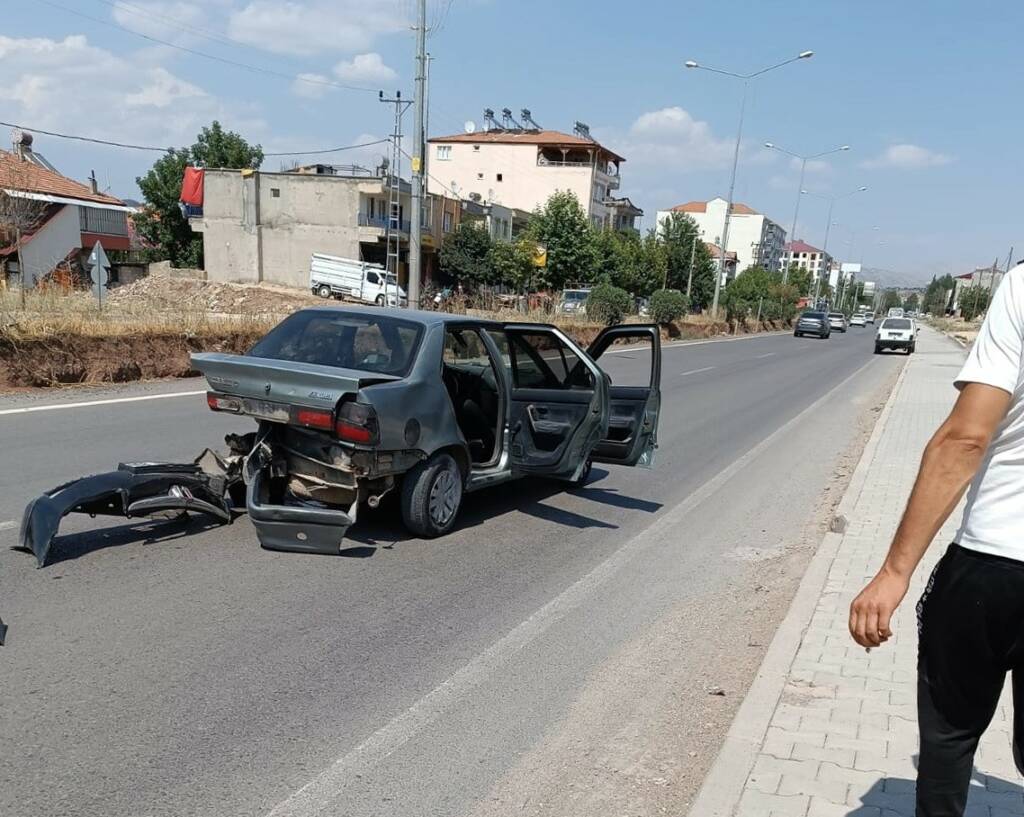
[110,1,207,41]
[789,156,831,174]
[0,34,261,158]
[228,1,406,56]
[333,52,397,85]
[621,107,734,170]
[291,72,332,99]
[862,143,953,170]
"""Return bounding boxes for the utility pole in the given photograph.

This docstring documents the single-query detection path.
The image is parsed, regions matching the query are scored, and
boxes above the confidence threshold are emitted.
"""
[686,236,697,298]
[408,0,427,309]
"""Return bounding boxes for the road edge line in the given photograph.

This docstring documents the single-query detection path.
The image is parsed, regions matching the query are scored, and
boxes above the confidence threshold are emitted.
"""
[686,352,912,817]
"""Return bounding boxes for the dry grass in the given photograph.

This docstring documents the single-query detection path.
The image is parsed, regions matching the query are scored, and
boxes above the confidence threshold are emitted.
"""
[0,287,279,341]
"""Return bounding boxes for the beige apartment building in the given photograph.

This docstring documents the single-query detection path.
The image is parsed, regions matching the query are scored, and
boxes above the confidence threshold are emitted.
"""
[427,127,641,231]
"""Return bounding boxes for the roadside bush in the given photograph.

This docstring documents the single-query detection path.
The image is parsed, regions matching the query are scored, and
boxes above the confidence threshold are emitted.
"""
[586,283,632,325]
[649,288,688,325]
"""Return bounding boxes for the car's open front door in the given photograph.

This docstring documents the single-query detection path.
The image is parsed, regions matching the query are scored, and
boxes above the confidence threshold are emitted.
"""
[495,324,607,479]
[585,324,661,468]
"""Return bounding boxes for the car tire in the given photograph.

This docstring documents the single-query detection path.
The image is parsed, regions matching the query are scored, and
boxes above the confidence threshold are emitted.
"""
[908,344,916,354]
[375,294,386,307]
[874,344,882,354]
[794,331,802,338]
[401,452,464,538]
[316,284,332,299]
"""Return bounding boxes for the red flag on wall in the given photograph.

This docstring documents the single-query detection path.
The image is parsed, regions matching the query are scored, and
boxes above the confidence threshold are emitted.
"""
[180,167,205,206]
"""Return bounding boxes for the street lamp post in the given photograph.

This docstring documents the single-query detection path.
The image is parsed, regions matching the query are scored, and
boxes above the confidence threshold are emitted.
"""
[685,50,814,316]
[763,142,850,283]
[802,186,867,305]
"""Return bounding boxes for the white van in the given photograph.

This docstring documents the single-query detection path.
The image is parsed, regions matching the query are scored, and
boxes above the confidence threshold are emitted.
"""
[310,253,405,306]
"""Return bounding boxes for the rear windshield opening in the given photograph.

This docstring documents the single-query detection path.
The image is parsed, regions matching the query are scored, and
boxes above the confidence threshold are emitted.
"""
[249,310,423,376]
[882,319,912,330]
[801,311,826,319]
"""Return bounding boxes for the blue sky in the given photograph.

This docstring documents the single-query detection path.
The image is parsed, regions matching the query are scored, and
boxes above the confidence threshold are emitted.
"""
[2,0,1021,281]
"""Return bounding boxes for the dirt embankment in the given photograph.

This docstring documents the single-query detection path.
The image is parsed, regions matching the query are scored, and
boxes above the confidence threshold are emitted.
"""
[0,275,792,389]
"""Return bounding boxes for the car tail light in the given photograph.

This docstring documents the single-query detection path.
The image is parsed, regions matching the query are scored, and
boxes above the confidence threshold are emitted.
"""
[292,407,334,431]
[207,392,241,413]
[335,401,379,445]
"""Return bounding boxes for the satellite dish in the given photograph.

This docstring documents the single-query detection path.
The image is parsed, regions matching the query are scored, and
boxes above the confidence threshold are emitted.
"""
[464,120,477,134]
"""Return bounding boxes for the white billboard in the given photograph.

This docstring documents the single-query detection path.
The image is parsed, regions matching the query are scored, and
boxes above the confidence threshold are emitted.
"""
[861,281,876,297]
[840,263,862,275]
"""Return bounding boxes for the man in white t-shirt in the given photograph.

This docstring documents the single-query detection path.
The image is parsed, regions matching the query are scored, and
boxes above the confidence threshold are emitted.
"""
[850,265,1024,816]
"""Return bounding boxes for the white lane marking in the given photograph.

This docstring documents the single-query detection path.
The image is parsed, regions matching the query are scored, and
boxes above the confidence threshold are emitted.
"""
[0,390,206,416]
[680,366,715,377]
[263,354,878,817]
[755,353,777,359]
[601,331,790,355]
[0,520,15,532]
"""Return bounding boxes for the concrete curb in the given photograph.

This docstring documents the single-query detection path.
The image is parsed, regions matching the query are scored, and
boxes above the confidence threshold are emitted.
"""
[686,351,913,817]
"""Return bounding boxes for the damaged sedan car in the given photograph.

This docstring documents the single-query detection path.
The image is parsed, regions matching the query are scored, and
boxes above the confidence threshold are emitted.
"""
[22,307,661,563]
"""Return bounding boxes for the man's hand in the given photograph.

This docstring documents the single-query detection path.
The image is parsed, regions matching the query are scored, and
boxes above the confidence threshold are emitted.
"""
[849,568,910,648]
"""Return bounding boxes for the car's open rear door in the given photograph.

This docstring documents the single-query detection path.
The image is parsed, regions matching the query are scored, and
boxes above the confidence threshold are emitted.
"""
[585,325,661,468]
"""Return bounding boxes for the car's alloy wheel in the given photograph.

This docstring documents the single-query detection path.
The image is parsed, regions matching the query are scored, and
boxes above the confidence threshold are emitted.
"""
[401,452,463,537]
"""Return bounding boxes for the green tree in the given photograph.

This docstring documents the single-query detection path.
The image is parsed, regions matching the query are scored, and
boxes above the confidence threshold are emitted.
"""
[488,238,535,292]
[526,191,597,291]
[903,292,921,311]
[592,228,660,296]
[585,283,632,325]
[961,287,991,321]
[659,212,715,309]
[881,289,903,312]
[134,121,263,267]
[439,223,493,287]
[785,263,813,296]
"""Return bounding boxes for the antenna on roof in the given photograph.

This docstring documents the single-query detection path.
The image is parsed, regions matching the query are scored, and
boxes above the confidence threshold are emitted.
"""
[483,109,499,132]
[521,109,541,131]
[501,108,521,130]
[574,121,591,140]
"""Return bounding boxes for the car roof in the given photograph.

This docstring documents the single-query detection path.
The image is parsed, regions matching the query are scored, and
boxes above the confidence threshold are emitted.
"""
[300,304,503,328]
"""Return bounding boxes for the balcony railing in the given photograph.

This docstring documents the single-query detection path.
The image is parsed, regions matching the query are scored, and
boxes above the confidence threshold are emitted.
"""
[359,212,409,233]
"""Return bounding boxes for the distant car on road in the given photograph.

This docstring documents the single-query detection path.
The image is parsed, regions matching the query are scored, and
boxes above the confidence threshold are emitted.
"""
[850,313,866,327]
[865,313,875,325]
[794,310,831,339]
[828,312,848,333]
[557,288,592,315]
[875,317,916,354]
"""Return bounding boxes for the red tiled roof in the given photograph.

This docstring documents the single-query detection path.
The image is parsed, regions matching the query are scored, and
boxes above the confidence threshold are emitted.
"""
[784,240,825,254]
[0,149,124,206]
[671,199,759,215]
[428,129,625,162]
[705,242,738,261]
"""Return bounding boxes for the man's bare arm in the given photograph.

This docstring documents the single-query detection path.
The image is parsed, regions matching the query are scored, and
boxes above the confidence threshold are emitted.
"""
[849,382,1012,648]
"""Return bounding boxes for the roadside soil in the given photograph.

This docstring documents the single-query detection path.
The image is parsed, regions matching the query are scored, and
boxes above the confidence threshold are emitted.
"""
[467,360,904,817]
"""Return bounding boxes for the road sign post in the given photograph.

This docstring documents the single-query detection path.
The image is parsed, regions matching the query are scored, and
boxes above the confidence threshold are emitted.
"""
[87,241,110,310]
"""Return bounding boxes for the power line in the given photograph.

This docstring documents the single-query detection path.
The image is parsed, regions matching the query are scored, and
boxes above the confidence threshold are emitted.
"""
[36,0,386,94]
[0,119,390,157]
[92,0,241,49]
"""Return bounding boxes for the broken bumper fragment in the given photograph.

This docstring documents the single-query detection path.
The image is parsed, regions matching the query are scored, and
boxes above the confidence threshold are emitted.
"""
[244,442,357,555]
[20,459,235,568]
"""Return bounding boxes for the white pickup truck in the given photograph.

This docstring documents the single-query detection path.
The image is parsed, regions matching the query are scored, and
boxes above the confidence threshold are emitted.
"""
[310,253,406,306]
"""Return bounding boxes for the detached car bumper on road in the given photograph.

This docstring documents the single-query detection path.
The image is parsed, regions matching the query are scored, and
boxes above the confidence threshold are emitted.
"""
[21,307,664,566]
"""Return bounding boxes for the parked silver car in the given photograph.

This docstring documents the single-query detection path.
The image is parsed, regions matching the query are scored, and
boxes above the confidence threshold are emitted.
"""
[22,308,663,564]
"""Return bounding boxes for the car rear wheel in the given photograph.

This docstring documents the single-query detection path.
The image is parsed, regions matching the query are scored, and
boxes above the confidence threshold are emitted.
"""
[316,284,332,299]
[874,344,883,354]
[375,294,386,306]
[908,344,916,354]
[794,331,802,338]
[401,452,463,538]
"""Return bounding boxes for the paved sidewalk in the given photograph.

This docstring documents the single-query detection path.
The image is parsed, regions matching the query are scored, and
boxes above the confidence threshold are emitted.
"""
[691,327,1024,816]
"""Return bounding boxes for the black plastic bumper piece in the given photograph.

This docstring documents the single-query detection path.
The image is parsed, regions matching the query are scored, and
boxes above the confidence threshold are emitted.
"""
[20,462,233,568]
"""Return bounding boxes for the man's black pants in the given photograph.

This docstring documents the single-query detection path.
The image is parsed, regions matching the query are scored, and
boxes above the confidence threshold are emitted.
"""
[916,543,1024,815]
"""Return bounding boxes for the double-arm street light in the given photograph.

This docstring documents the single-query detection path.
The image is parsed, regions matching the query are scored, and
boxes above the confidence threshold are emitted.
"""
[685,50,814,315]
[802,186,868,303]
[763,141,850,282]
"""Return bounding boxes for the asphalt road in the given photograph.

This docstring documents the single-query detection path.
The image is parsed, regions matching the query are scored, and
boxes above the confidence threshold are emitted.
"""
[0,326,908,817]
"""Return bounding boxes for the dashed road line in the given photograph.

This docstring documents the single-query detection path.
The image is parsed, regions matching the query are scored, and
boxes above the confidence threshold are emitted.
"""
[0,391,206,417]
[755,353,777,359]
[0,520,17,532]
[680,366,715,377]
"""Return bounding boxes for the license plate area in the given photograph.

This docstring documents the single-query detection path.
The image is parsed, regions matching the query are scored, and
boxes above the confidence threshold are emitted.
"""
[240,398,291,423]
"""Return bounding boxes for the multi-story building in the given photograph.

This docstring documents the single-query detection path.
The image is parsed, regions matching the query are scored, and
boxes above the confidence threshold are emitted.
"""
[655,197,786,279]
[428,124,641,232]
[190,167,461,289]
[780,240,833,283]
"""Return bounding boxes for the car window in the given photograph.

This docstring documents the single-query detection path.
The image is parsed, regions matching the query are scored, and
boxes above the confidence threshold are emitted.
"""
[249,310,423,376]
[444,327,492,367]
[366,271,380,284]
[505,330,594,390]
[801,311,825,319]
[881,319,912,330]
